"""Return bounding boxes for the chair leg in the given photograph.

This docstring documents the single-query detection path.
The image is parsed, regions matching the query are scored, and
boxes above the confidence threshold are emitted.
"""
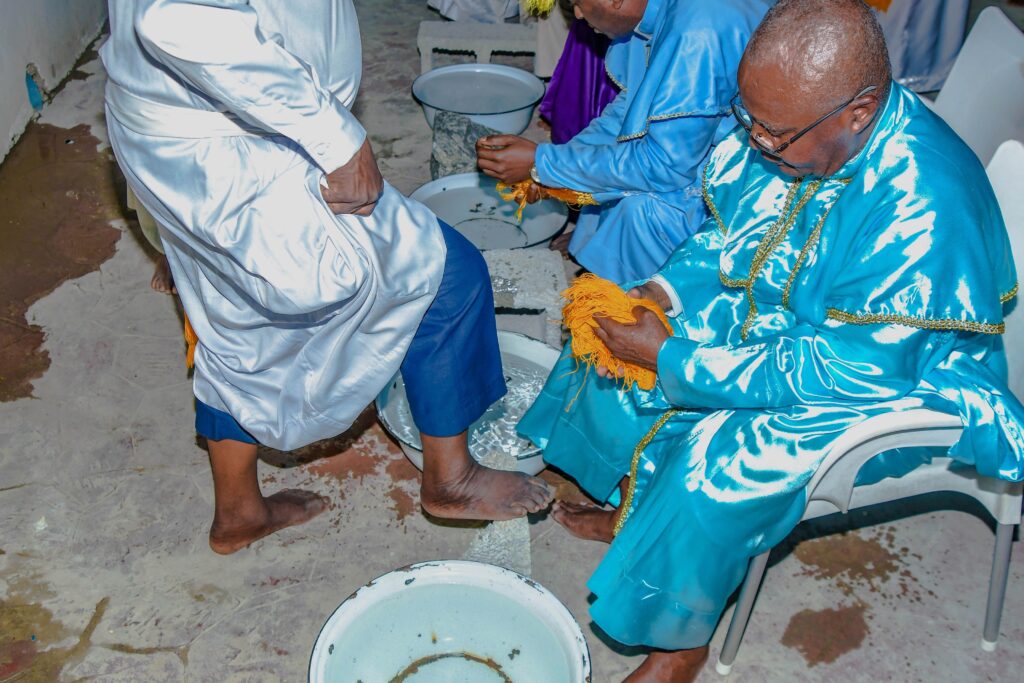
[981,522,1015,651]
[716,551,771,675]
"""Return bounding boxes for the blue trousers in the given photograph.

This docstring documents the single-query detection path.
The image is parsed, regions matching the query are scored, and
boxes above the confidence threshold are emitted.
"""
[195,220,506,444]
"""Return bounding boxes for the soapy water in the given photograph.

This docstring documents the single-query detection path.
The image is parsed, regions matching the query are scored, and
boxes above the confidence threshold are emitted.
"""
[380,354,548,461]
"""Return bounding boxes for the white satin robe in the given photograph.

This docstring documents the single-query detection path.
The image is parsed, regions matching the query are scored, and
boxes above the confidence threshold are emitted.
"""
[101,0,445,450]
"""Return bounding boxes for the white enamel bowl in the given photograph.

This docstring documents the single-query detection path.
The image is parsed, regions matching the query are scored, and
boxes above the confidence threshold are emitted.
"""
[410,172,567,251]
[376,331,558,476]
[412,63,545,135]
[309,560,592,682]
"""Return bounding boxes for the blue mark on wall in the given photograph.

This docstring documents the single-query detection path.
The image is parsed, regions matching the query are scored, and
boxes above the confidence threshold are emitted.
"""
[25,71,44,111]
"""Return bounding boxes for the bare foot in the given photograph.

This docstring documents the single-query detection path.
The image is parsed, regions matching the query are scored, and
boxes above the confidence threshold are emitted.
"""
[549,231,572,257]
[151,255,176,294]
[208,488,328,554]
[551,500,617,543]
[624,647,709,682]
[421,460,554,521]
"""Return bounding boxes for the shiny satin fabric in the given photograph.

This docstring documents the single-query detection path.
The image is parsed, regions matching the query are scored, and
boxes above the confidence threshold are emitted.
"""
[535,0,771,282]
[102,0,445,450]
[519,83,1024,650]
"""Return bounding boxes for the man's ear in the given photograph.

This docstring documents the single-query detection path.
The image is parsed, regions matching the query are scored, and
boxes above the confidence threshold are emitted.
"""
[849,92,881,134]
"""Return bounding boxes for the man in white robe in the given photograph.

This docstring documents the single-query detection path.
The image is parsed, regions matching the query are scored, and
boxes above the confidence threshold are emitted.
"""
[101,0,552,554]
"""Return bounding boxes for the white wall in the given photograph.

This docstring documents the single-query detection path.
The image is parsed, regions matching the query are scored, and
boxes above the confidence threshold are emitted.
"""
[0,0,107,161]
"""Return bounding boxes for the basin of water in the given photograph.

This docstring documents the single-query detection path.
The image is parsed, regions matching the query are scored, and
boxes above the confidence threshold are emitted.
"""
[410,173,567,251]
[412,64,545,134]
[377,331,558,476]
[309,561,591,683]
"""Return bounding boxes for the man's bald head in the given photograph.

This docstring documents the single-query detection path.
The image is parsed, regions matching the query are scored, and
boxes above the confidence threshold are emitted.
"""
[735,0,892,178]
[743,0,891,105]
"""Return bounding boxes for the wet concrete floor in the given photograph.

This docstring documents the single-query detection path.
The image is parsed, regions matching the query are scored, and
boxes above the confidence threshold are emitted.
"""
[1,1,1022,681]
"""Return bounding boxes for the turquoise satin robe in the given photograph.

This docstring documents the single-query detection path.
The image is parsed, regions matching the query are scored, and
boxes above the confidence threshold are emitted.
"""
[519,83,1024,650]
[533,0,770,282]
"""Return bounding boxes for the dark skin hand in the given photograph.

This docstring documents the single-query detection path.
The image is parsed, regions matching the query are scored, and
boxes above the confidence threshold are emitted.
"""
[594,282,672,379]
[321,137,384,216]
[475,134,538,185]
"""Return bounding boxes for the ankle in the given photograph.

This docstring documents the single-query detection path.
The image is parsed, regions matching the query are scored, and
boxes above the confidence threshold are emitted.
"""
[212,497,270,528]
[422,454,480,491]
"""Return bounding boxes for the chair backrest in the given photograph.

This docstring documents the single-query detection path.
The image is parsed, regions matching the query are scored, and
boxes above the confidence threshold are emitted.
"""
[932,7,1024,166]
[804,141,1024,517]
[988,139,1024,398]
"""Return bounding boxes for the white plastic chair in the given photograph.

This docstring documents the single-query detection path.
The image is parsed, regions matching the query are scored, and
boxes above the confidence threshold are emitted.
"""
[930,7,1024,166]
[716,139,1024,675]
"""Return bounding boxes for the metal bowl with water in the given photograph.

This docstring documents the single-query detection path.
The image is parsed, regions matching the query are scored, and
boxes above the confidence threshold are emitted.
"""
[377,331,558,476]
[412,63,545,135]
[309,560,592,682]
[409,173,567,251]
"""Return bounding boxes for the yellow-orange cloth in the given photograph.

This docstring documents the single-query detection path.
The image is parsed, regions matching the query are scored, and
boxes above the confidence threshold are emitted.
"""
[865,0,892,11]
[183,313,198,369]
[497,180,598,221]
[562,274,672,391]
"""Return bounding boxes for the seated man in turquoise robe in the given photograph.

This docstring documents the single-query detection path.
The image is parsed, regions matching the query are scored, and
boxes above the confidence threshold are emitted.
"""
[476,0,771,282]
[518,0,1024,680]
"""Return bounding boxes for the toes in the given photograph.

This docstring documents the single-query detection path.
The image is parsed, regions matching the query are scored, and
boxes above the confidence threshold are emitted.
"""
[508,503,529,518]
[529,489,553,510]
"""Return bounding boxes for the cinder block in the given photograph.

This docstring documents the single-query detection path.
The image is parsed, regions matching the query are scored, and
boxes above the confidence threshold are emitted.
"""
[483,248,566,349]
[417,20,536,73]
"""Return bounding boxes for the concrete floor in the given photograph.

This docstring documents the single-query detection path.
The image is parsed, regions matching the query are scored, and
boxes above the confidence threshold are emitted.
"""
[1,1,1022,681]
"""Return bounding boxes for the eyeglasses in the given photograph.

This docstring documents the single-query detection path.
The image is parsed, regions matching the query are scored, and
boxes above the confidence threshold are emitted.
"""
[731,85,877,162]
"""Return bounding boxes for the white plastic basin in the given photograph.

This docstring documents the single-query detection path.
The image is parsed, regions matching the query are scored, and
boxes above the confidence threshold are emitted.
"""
[412,63,545,134]
[377,331,558,476]
[410,172,567,250]
[309,560,592,682]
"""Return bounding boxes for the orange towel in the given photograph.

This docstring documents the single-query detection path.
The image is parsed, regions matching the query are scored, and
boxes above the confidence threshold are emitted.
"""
[562,274,672,391]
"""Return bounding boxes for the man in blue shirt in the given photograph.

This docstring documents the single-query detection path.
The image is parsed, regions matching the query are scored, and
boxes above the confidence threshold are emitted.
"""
[477,0,771,282]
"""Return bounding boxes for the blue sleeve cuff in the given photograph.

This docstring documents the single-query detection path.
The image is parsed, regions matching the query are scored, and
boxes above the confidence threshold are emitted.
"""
[534,143,558,186]
[656,336,700,407]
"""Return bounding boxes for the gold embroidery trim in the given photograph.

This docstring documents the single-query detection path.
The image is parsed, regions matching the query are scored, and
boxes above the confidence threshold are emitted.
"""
[615,111,694,143]
[605,62,626,92]
[826,309,1006,335]
[719,271,746,288]
[703,163,728,236]
[613,409,681,537]
[781,178,853,309]
[1001,282,1018,303]
[739,180,817,340]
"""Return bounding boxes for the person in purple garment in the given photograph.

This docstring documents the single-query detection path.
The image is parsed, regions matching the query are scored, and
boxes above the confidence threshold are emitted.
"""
[539,17,621,144]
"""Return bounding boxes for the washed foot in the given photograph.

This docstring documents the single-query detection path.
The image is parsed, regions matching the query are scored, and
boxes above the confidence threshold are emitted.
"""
[624,647,709,683]
[551,500,616,543]
[151,255,176,294]
[208,488,328,554]
[421,461,553,521]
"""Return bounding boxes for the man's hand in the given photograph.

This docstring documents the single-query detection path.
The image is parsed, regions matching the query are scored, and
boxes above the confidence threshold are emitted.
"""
[321,138,384,216]
[627,281,672,312]
[476,135,538,184]
[593,306,670,377]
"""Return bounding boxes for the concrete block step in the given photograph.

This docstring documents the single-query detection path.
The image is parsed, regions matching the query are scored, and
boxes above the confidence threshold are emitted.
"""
[417,20,537,72]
